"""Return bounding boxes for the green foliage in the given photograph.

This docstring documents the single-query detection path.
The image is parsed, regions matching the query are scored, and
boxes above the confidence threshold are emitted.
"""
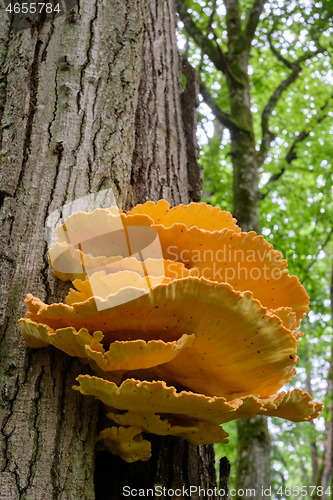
[270,419,325,491]
[178,0,333,203]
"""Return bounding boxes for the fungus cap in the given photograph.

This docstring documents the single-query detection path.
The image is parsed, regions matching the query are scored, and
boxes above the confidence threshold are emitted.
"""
[106,411,229,445]
[97,426,151,463]
[19,318,195,372]
[153,224,309,326]
[23,277,299,398]
[127,200,240,232]
[80,375,321,462]
[74,375,322,425]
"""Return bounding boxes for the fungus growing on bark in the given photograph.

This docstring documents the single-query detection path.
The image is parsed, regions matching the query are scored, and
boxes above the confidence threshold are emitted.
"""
[19,201,322,462]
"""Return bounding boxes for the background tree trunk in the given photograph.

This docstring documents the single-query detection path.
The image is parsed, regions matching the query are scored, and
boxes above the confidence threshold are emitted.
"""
[235,417,271,500]
[0,1,217,499]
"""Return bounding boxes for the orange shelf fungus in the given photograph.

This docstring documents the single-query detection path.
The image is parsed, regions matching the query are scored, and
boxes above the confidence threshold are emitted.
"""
[19,201,322,463]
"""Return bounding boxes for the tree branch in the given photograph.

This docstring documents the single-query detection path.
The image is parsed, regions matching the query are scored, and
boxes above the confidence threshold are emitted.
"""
[176,0,231,77]
[267,30,326,69]
[258,65,301,165]
[257,134,305,200]
[244,0,267,45]
[207,0,217,35]
[199,80,249,133]
[267,29,295,69]
[224,0,243,52]
[303,228,333,275]
[259,99,332,199]
[258,31,328,165]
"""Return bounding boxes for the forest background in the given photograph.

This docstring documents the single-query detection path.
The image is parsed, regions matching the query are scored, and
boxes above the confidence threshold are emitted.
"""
[176,0,333,497]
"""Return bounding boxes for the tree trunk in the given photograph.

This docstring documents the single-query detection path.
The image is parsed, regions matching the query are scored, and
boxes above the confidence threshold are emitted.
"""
[224,0,259,235]
[0,1,216,498]
[230,127,259,234]
[306,373,320,485]
[235,417,271,500]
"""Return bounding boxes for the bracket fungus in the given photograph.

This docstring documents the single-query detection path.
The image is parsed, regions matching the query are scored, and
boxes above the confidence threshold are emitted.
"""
[19,200,322,463]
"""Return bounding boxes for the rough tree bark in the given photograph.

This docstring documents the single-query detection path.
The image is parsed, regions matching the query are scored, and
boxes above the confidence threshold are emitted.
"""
[0,1,219,499]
